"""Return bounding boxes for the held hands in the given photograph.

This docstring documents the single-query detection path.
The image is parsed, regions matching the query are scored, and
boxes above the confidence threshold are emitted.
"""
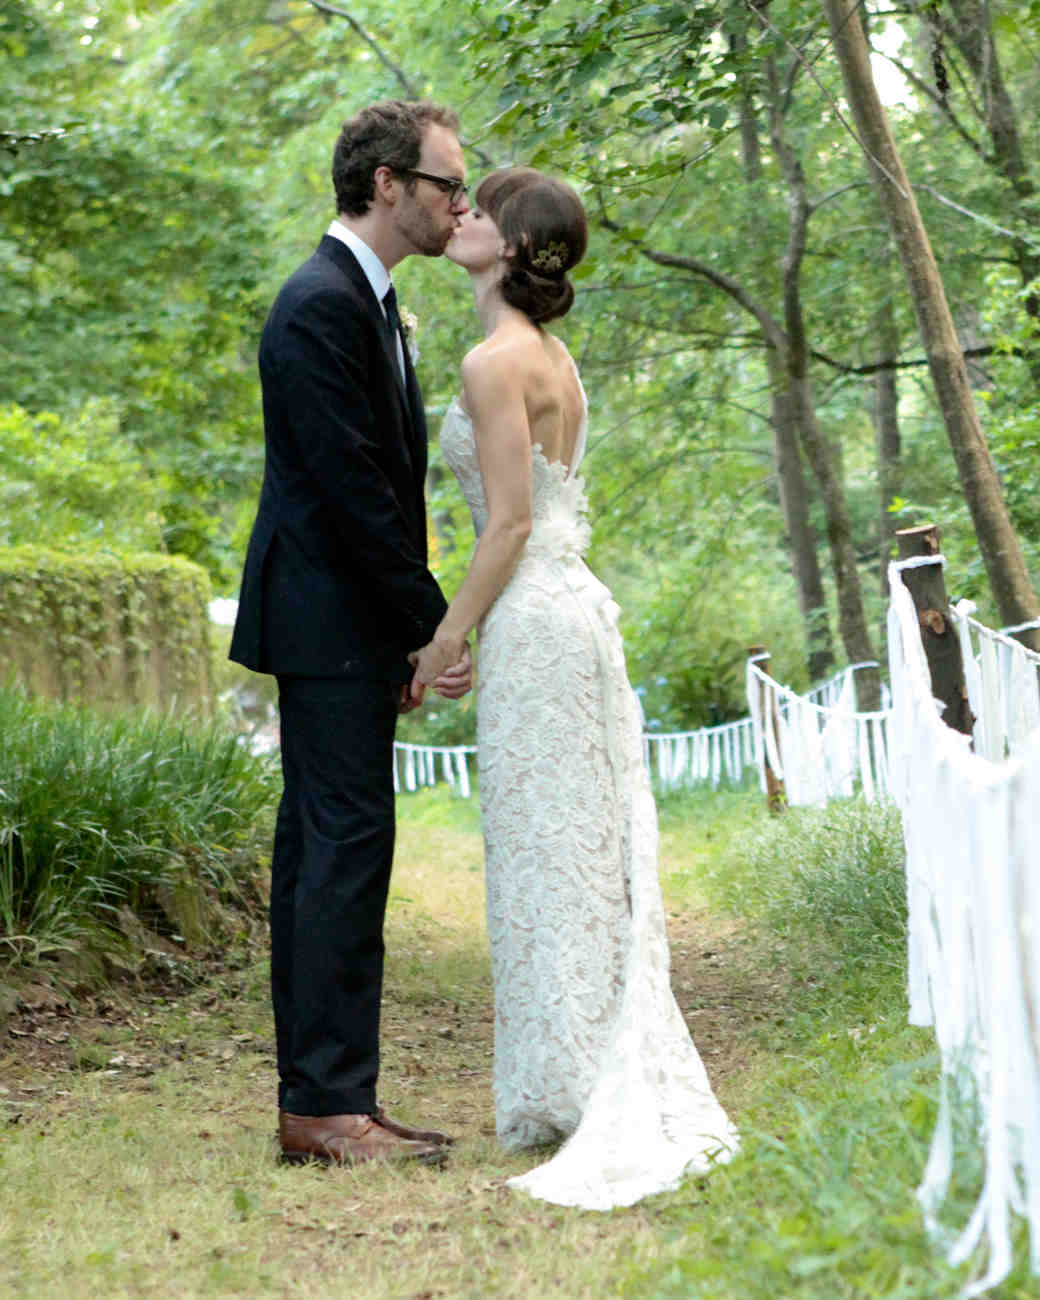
[397,683,423,714]
[408,637,473,705]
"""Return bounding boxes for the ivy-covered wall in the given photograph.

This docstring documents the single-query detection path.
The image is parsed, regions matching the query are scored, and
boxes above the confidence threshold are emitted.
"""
[0,547,214,711]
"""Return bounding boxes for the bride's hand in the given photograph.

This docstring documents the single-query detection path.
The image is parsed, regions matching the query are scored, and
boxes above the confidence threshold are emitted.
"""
[432,641,473,700]
[408,632,466,701]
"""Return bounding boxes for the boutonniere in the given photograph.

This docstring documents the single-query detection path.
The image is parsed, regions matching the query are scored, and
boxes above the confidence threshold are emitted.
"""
[400,307,419,363]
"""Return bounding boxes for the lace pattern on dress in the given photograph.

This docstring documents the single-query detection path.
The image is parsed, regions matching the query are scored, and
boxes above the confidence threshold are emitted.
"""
[438,386,738,1209]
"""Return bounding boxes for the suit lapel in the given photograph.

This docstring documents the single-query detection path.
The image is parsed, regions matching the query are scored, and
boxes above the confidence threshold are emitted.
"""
[317,236,414,433]
[383,324,411,413]
[401,343,428,477]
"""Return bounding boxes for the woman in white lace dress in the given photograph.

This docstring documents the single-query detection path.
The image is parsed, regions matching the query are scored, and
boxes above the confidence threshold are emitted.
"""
[409,168,737,1209]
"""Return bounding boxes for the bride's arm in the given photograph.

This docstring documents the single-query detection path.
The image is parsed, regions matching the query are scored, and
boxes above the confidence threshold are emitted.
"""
[410,345,532,693]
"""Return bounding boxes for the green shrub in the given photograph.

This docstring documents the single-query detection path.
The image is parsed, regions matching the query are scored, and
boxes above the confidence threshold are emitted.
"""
[0,684,277,967]
[704,797,907,986]
[0,545,214,711]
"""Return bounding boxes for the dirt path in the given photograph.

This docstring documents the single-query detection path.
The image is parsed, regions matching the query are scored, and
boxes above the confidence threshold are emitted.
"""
[0,908,777,1131]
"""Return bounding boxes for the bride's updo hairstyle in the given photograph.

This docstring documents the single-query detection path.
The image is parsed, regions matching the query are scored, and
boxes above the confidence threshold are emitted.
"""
[475,166,588,324]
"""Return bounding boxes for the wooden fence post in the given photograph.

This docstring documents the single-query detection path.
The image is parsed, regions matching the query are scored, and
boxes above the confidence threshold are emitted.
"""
[895,524,974,739]
[748,645,787,813]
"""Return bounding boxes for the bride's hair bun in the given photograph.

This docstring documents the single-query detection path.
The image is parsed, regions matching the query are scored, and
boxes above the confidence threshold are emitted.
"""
[474,167,588,324]
[500,264,574,324]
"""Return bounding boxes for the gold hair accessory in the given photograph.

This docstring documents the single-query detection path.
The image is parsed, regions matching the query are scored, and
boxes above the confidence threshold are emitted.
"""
[530,240,568,272]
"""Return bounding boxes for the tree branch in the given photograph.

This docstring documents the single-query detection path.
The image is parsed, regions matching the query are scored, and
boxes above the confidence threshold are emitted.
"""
[747,0,910,199]
[303,0,420,97]
[810,343,1010,374]
[872,50,983,155]
[916,183,1040,253]
[809,180,873,213]
[301,0,497,167]
[598,213,787,354]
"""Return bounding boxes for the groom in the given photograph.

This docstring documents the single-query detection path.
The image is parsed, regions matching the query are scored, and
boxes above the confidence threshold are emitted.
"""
[230,100,472,1166]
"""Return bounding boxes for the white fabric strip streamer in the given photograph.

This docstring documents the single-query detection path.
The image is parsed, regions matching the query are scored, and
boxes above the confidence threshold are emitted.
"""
[392,718,764,802]
[950,599,1040,763]
[745,658,891,805]
[887,559,1040,1297]
[390,741,477,799]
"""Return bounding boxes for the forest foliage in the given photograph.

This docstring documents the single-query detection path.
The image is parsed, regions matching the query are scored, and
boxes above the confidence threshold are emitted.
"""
[3,0,1039,729]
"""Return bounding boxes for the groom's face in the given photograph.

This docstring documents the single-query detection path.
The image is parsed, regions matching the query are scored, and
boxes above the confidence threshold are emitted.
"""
[394,124,468,258]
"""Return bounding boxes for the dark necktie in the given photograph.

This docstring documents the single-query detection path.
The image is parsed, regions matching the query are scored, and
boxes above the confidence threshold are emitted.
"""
[382,284,407,387]
[382,284,403,343]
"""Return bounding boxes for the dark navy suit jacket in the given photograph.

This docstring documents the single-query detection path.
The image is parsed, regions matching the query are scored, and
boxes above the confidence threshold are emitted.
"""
[230,236,447,682]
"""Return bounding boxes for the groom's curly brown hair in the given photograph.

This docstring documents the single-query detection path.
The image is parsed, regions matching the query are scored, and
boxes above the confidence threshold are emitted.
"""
[332,100,459,217]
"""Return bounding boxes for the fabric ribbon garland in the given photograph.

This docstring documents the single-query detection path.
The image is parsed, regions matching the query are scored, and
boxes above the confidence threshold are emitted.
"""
[745,656,890,805]
[887,558,1040,1297]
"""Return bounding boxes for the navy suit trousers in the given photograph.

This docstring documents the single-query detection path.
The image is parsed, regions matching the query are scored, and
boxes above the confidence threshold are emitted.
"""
[270,674,400,1116]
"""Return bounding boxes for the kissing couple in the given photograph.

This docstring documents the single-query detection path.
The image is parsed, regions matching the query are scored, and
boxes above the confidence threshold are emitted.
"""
[230,98,737,1210]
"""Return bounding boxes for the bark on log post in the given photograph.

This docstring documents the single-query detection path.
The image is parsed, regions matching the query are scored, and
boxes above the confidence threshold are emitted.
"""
[748,645,787,813]
[895,524,974,738]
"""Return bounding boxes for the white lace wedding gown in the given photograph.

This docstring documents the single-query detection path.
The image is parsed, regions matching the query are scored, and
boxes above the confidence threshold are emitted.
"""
[439,379,738,1210]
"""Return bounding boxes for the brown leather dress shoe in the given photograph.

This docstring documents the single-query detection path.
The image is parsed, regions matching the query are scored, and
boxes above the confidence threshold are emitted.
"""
[372,1105,455,1146]
[278,1111,446,1167]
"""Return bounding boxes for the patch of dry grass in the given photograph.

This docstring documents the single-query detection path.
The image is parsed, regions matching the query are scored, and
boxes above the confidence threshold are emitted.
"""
[0,787,763,1299]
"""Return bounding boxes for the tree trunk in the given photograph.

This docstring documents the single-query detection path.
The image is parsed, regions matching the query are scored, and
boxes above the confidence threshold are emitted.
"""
[766,354,835,681]
[896,524,973,736]
[730,26,763,183]
[741,72,832,681]
[915,0,1040,383]
[874,289,902,607]
[824,0,1040,646]
[789,374,881,709]
[765,51,879,703]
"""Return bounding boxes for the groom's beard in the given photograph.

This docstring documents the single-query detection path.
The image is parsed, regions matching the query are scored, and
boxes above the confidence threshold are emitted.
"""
[396,194,454,257]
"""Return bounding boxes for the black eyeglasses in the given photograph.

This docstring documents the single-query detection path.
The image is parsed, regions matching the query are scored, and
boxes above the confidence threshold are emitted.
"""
[396,168,468,205]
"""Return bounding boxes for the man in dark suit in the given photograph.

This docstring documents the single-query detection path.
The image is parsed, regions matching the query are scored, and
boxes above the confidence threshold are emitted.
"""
[230,100,472,1167]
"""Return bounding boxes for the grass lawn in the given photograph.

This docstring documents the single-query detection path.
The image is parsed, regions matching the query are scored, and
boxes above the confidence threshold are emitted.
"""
[1,785,1036,1298]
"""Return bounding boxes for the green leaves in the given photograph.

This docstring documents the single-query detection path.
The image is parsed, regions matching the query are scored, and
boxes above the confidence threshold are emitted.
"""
[0,402,164,552]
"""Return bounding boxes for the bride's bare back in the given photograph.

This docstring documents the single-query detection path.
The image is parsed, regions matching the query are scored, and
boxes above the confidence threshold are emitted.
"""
[519,332,585,471]
[462,322,584,473]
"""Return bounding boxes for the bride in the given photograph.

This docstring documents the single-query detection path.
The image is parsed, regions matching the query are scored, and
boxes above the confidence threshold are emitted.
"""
[409,166,738,1210]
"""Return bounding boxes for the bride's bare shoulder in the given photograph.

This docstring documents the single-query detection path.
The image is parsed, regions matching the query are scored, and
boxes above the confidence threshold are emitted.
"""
[460,329,538,396]
[463,327,538,369]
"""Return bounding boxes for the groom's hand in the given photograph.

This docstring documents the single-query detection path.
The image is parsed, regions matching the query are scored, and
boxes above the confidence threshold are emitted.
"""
[432,641,472,700]
[398,682,424,713]
[408,639,472,703]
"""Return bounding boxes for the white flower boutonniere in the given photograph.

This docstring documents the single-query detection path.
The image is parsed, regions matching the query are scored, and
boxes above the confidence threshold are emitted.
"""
[400,307,419,364]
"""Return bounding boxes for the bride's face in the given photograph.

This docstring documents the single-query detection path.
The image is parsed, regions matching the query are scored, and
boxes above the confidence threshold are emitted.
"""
[445,207,503,272]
